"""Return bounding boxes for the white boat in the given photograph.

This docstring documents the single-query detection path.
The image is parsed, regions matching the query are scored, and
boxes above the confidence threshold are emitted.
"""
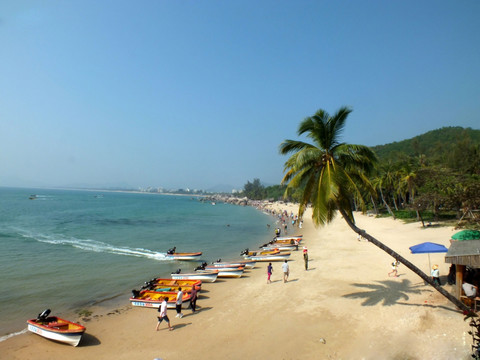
[198,268,244,278]
[27,309,86,347]
[262,244,298,251]
[275,236,303,241]
[171,271,218,283]
[244,253,291,262]
[210,261,256,269]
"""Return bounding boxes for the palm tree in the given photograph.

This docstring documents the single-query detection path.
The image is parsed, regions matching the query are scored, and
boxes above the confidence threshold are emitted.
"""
[279,106,469,312]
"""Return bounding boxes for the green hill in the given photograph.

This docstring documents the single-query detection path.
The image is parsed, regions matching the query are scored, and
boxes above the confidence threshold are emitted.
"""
[371,126,480,162]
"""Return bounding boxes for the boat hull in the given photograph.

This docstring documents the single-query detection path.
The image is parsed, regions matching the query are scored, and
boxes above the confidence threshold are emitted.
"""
[245,253,291,261]
[27,318,86,347]
[211,261,256,269]
[171,272,218,283]
[130,291,191,309]
[165,252,202,260]
[200,268,244,278]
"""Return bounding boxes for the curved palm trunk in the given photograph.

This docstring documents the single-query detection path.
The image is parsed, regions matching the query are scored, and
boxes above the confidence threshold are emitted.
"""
[338,208,469,313]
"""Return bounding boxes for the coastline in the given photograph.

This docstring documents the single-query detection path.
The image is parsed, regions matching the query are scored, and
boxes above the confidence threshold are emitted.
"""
[0,203,473,359]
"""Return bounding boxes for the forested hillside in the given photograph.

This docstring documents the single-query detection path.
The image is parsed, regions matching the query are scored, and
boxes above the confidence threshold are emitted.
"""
[372,126,480,164]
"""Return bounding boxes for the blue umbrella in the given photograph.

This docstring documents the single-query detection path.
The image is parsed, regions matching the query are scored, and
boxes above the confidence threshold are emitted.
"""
[409,242,448,271]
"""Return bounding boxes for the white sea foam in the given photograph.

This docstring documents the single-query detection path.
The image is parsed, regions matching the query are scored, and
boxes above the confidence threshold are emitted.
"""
[0,328,27,343]
[20,232,168,260]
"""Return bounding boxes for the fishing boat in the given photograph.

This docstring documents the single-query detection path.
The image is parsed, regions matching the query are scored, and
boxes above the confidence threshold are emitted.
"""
[165,252,202,260]
[27,309,86,347]
[130,290,191,309]
[210,260,256,269]
[194,262,245,278]
[142,278,202,291]
[171,270,218,283]
[261,244,298,251]
[244,253,291,262]
[274,236,303,242]
[240,248,280,257]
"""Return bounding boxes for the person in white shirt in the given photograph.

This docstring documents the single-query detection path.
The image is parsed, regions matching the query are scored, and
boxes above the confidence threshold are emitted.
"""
[156,297,173,331]
[282,260,290,283]
[463,282,478,298]
[175,288,184,318]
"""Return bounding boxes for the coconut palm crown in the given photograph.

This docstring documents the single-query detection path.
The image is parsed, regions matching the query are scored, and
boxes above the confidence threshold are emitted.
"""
[280,106,377,226]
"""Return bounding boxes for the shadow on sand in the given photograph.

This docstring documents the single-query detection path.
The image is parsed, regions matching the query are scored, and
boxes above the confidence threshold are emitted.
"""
[79,333,101,346]
[342,278,428,306]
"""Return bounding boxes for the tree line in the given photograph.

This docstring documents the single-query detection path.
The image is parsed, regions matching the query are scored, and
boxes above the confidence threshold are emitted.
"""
[241,126,480,225]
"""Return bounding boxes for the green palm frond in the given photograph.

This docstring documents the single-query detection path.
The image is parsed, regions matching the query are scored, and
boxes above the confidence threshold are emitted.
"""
[280,106,376,227]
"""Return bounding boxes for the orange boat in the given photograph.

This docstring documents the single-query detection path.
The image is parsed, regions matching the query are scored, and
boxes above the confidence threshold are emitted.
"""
[27,309,86,347]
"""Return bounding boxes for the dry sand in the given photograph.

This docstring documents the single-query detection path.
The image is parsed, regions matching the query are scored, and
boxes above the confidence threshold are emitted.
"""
[0,204,473,360]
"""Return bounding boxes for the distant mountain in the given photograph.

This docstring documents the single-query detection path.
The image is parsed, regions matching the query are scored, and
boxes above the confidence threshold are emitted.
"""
[371,126,480,162]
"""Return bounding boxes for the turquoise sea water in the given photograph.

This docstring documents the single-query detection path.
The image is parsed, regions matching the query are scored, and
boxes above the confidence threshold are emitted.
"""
[0,187,273,338]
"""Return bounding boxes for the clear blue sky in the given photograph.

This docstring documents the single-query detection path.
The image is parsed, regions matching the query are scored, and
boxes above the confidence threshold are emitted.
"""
[1,1,479,190]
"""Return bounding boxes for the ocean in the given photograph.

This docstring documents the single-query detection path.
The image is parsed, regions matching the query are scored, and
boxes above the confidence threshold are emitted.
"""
[0,187,274,338]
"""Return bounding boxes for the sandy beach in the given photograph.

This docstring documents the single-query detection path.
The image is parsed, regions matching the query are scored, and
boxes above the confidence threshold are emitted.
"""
[0,204,472,360]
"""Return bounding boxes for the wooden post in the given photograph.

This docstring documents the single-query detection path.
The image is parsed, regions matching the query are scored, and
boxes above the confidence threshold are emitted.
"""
[455,264,465,299]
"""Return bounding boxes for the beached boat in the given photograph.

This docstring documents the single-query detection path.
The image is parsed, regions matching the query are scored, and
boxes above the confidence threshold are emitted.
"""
[261,244,298,251]
[130,290,191,309]
[274,236,303,242]
[210,260,256,269]
[142,278,202,291]
[171,270,218,283]
[27,309,86,347]
[164,252,202,260]
[244,253,291,261]
[240,248,280,257]
[197,267,244,278]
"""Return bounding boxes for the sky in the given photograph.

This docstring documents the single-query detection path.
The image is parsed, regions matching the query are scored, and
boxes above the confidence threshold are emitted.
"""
[1,1,479,190]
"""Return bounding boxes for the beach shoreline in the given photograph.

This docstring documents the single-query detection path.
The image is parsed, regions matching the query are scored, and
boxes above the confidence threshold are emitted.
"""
[0,202,473,359]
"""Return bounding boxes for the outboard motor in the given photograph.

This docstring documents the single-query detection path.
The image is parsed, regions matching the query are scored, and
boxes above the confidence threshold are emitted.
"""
[171,269,181,274]
[194,263,206,271]
[259,243,268,249]
[37,309,51,321]
[240,248,249,256]
[216,258,222,263]
[132,290,140,298]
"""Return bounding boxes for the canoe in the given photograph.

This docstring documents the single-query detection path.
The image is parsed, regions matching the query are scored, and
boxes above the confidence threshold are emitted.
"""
[274,236,303,243]
[198,267,244,278]
[164,252,202,260]
[27,309,86,347]
[171,271,218,283]
[143,278,202,291]
[130,290,191,309]
[244,253,291,261]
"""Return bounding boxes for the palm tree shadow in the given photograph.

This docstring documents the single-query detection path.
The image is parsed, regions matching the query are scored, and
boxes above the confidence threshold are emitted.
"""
[343,279,426,306]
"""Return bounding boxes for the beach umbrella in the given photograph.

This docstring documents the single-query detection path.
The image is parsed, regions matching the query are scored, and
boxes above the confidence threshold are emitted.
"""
[409,242,448,271]
[451,230,480,241]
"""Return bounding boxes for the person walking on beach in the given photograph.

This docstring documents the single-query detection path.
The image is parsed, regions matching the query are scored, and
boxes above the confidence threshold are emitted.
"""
[190,285,198,313]
[156,297,173,331]
[388,260,400,277]
[267,262,273,284]
[176,288,184,318]
[303,247,308,270]
[282,260,289,283]
[431,265,441,286]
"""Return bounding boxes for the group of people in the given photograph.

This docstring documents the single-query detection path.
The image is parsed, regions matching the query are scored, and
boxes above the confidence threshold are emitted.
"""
[266,246,309,284]
[155,285,198,332]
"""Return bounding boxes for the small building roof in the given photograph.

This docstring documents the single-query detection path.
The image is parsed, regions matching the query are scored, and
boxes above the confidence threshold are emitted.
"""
[445,240,480,267]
